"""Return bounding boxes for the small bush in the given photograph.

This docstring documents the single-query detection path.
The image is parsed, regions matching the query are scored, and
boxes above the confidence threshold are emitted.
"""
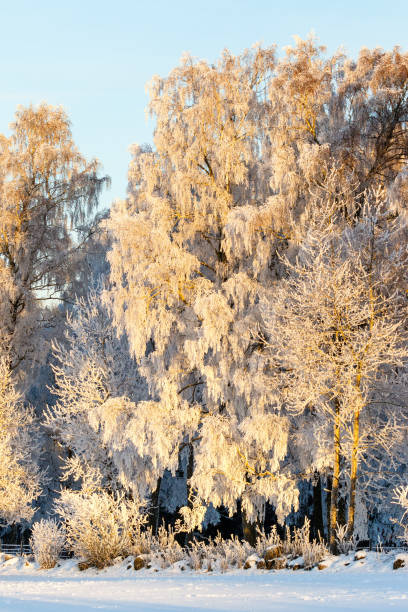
[30,519,65,569]
[335,524,356,555]
[256,525,282,558]
[259,518,328,569]
[184,533,253,572]
[393,485,408,544]
[138,524,184,569]
[156,524,184,566]
[289,519,327,568]
[55,490,147,569]
[187,539,207,571]
[301,538,328,568]
[215,534,252,570]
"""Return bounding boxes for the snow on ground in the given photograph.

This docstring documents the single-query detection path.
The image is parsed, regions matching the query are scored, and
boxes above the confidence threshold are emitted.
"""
[0,552,407,611]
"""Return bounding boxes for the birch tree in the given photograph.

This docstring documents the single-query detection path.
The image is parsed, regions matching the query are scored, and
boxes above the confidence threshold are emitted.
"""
[267,39,408,222]
[106,47,300,528]
[0,354,41,525]
[105,38,408,536]
[45,292,148,494]
[0,104,107,377]
[260,216,406,550]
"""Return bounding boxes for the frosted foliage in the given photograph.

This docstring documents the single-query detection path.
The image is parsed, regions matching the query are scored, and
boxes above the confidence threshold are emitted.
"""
[177,497,207,533]
[107,47,296,521]
[46,292,149,494]
[261,220,407,539]
[107,39,408,528]
[46,292,203,499]
[262,229,405,417]
[291,416,332,474]
[0,355,41,524]
[239,414,288,470]
[30,519,65,569]
[267,39,408,230]
[95,395,201,496]
[55,490,147,568]
[393,486,408,544]
[189,413,296,524]
[0,104,105,376]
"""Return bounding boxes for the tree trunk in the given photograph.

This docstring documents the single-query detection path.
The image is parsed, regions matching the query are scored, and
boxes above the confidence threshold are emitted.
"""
[347,404,361,538]
[241,501,260,547]
[242,513,258,547]
[149,477,162,535]
[329,399,341,554]
[312,474,325,540]
[326,475,331,541]
[184,443,195,546]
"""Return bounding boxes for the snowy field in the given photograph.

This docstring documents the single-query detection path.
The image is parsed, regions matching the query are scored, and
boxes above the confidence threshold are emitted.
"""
[0,553,407,611]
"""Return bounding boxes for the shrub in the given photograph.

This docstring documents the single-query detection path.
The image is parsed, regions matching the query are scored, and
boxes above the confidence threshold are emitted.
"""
[256,525,282,558]
[30,519,65,569]
[55,490,147,569]
[393,485,408,544]
[254,518,328,569]
[286,518,328,568]
[335,524,356,555]
[135,524,184,569]
[187,538,207,571]
[215,534,252,570]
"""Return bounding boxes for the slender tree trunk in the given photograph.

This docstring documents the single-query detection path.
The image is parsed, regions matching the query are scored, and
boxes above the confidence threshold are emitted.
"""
[329,399,341,554]
[347,403,361,538]
[337,456,347,528]
[149,476,162,535]
[184,443,195,546]
[346,281,373,539]
[185,442,194,501]
[241,507,259,547]
[326,475,332,541]
[312,474,324,540]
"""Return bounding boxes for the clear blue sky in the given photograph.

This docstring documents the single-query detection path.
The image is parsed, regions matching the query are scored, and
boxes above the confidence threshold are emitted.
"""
[1,0,407,209]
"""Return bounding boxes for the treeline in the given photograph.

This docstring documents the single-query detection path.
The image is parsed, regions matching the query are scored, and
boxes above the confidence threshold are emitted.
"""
[1,37,408,555]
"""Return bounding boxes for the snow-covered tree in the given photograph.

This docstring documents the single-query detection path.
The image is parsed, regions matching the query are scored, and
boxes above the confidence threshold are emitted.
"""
[102,38,408,540]
[106,46,301,529]
[267,39,408,226]
[0,104,107,377]
[0,353,41,525]
[260,208,407,550]
[45,291,148,494]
